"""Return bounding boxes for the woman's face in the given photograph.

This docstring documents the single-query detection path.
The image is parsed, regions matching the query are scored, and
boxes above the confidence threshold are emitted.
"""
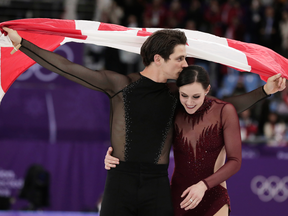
[179,82,210,114]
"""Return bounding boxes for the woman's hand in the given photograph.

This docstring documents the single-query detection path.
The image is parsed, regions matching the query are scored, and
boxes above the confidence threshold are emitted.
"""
[263,73,286,95]
[180,181,207,210]
[104,147,120,170]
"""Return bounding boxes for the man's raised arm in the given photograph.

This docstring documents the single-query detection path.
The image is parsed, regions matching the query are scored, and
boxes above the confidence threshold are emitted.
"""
[3,27,125,98]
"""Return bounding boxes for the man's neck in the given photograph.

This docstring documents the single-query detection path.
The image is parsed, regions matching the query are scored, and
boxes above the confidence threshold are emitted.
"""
[140,66,167,83]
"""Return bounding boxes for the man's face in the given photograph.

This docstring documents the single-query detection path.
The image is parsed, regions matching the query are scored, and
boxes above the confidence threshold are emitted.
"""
[161,44,188,80]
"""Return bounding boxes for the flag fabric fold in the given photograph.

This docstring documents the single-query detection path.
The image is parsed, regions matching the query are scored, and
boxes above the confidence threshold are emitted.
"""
[0,18,288,103]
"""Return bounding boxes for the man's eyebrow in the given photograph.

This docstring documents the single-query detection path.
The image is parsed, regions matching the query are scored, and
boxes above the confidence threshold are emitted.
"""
[176,55,186,58]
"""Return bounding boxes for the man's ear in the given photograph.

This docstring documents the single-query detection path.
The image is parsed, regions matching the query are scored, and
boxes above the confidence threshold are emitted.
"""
[154,54,162,65]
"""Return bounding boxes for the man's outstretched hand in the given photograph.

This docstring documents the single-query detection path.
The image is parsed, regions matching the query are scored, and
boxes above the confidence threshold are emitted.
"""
[2,27,22,46]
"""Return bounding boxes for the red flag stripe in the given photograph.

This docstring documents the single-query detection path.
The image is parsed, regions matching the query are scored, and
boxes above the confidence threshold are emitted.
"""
[0,19,86,40]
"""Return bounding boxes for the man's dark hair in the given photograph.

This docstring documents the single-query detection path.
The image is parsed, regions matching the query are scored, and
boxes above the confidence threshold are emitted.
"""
[140,30,187,66]
[176,65,210,89]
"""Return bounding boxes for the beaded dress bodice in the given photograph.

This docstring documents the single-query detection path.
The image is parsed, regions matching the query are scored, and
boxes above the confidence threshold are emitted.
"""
[171,97,242,216]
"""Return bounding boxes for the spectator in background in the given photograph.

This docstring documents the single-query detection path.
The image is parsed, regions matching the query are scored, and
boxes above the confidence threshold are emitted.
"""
[204,0,223,36]
[264,112,287,147]
[221,0,243,31]
[185,0,204,31]
[245,0,262,43]
[101,0,124,25]
[224,15,245,41]
[63,0,78,20]
[119,0,145,26]
[279,9,288,57]
[232,77,246,96]
[184,19,197,31]
[93,0,113,22]
[19,164,50,210]
[269,80,288,118]
[259,5,280,50]
[279,80,288,116]
[166,0,186,28]
[239,109,258,142]
[143,0,167,27]
[221,1,245,41]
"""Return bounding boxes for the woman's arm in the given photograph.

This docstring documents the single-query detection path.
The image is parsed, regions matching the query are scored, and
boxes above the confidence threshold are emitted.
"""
[202,103,242,189]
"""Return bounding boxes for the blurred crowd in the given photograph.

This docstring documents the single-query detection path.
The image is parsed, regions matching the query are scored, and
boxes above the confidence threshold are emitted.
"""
[1,0,288,146]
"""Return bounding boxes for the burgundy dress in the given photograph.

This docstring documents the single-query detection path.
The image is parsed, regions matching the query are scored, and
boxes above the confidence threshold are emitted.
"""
[171,97,242,216]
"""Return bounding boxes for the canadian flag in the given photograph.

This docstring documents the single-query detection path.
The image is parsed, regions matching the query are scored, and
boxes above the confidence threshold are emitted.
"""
[0,18,288,103]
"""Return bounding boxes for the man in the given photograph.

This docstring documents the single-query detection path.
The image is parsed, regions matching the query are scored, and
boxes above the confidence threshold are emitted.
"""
[3,27,286,216]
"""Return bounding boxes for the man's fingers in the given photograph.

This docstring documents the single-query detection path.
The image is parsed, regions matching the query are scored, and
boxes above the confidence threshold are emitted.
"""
[104,146,119,170]
[104,159,117,169]
[1,27,9,36]
[2,27,12,35]
[104,165,111,170]
[280,78,286,90]
[106,163,116,168]
[105,158,119,164]
[107,147,113,153]
[105,155,119,164]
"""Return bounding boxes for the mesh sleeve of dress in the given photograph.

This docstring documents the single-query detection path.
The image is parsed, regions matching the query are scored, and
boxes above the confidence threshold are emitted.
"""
[202,103,242,190]
[19,39,127,98]
[222,86,270,114]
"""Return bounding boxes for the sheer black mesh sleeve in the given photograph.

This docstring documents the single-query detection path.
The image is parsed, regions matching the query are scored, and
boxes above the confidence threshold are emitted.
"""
[222,86,270,114]
[19,39,128,98]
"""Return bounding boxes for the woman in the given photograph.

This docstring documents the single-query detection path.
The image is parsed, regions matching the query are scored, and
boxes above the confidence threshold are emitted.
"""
[170,65,241,215]
[105,65,242,216]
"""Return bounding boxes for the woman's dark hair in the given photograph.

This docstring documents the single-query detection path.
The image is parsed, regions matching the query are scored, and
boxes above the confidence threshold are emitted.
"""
[176,65,210,89]
[140,29,187,66]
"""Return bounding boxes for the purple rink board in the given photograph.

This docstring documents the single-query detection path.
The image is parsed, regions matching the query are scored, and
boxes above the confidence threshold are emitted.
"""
[226,146,288,216]
[0,140,109,212]
[1,142,287,215]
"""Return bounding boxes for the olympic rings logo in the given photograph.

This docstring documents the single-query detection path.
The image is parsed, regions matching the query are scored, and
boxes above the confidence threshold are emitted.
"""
[251,175,288,202]
[17,44,74,82]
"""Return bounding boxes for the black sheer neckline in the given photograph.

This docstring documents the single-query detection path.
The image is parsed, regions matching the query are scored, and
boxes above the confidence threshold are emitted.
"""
[139,73,167,84]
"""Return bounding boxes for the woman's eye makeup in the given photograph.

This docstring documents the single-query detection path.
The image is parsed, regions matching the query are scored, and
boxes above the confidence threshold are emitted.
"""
[181,94,201,99]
